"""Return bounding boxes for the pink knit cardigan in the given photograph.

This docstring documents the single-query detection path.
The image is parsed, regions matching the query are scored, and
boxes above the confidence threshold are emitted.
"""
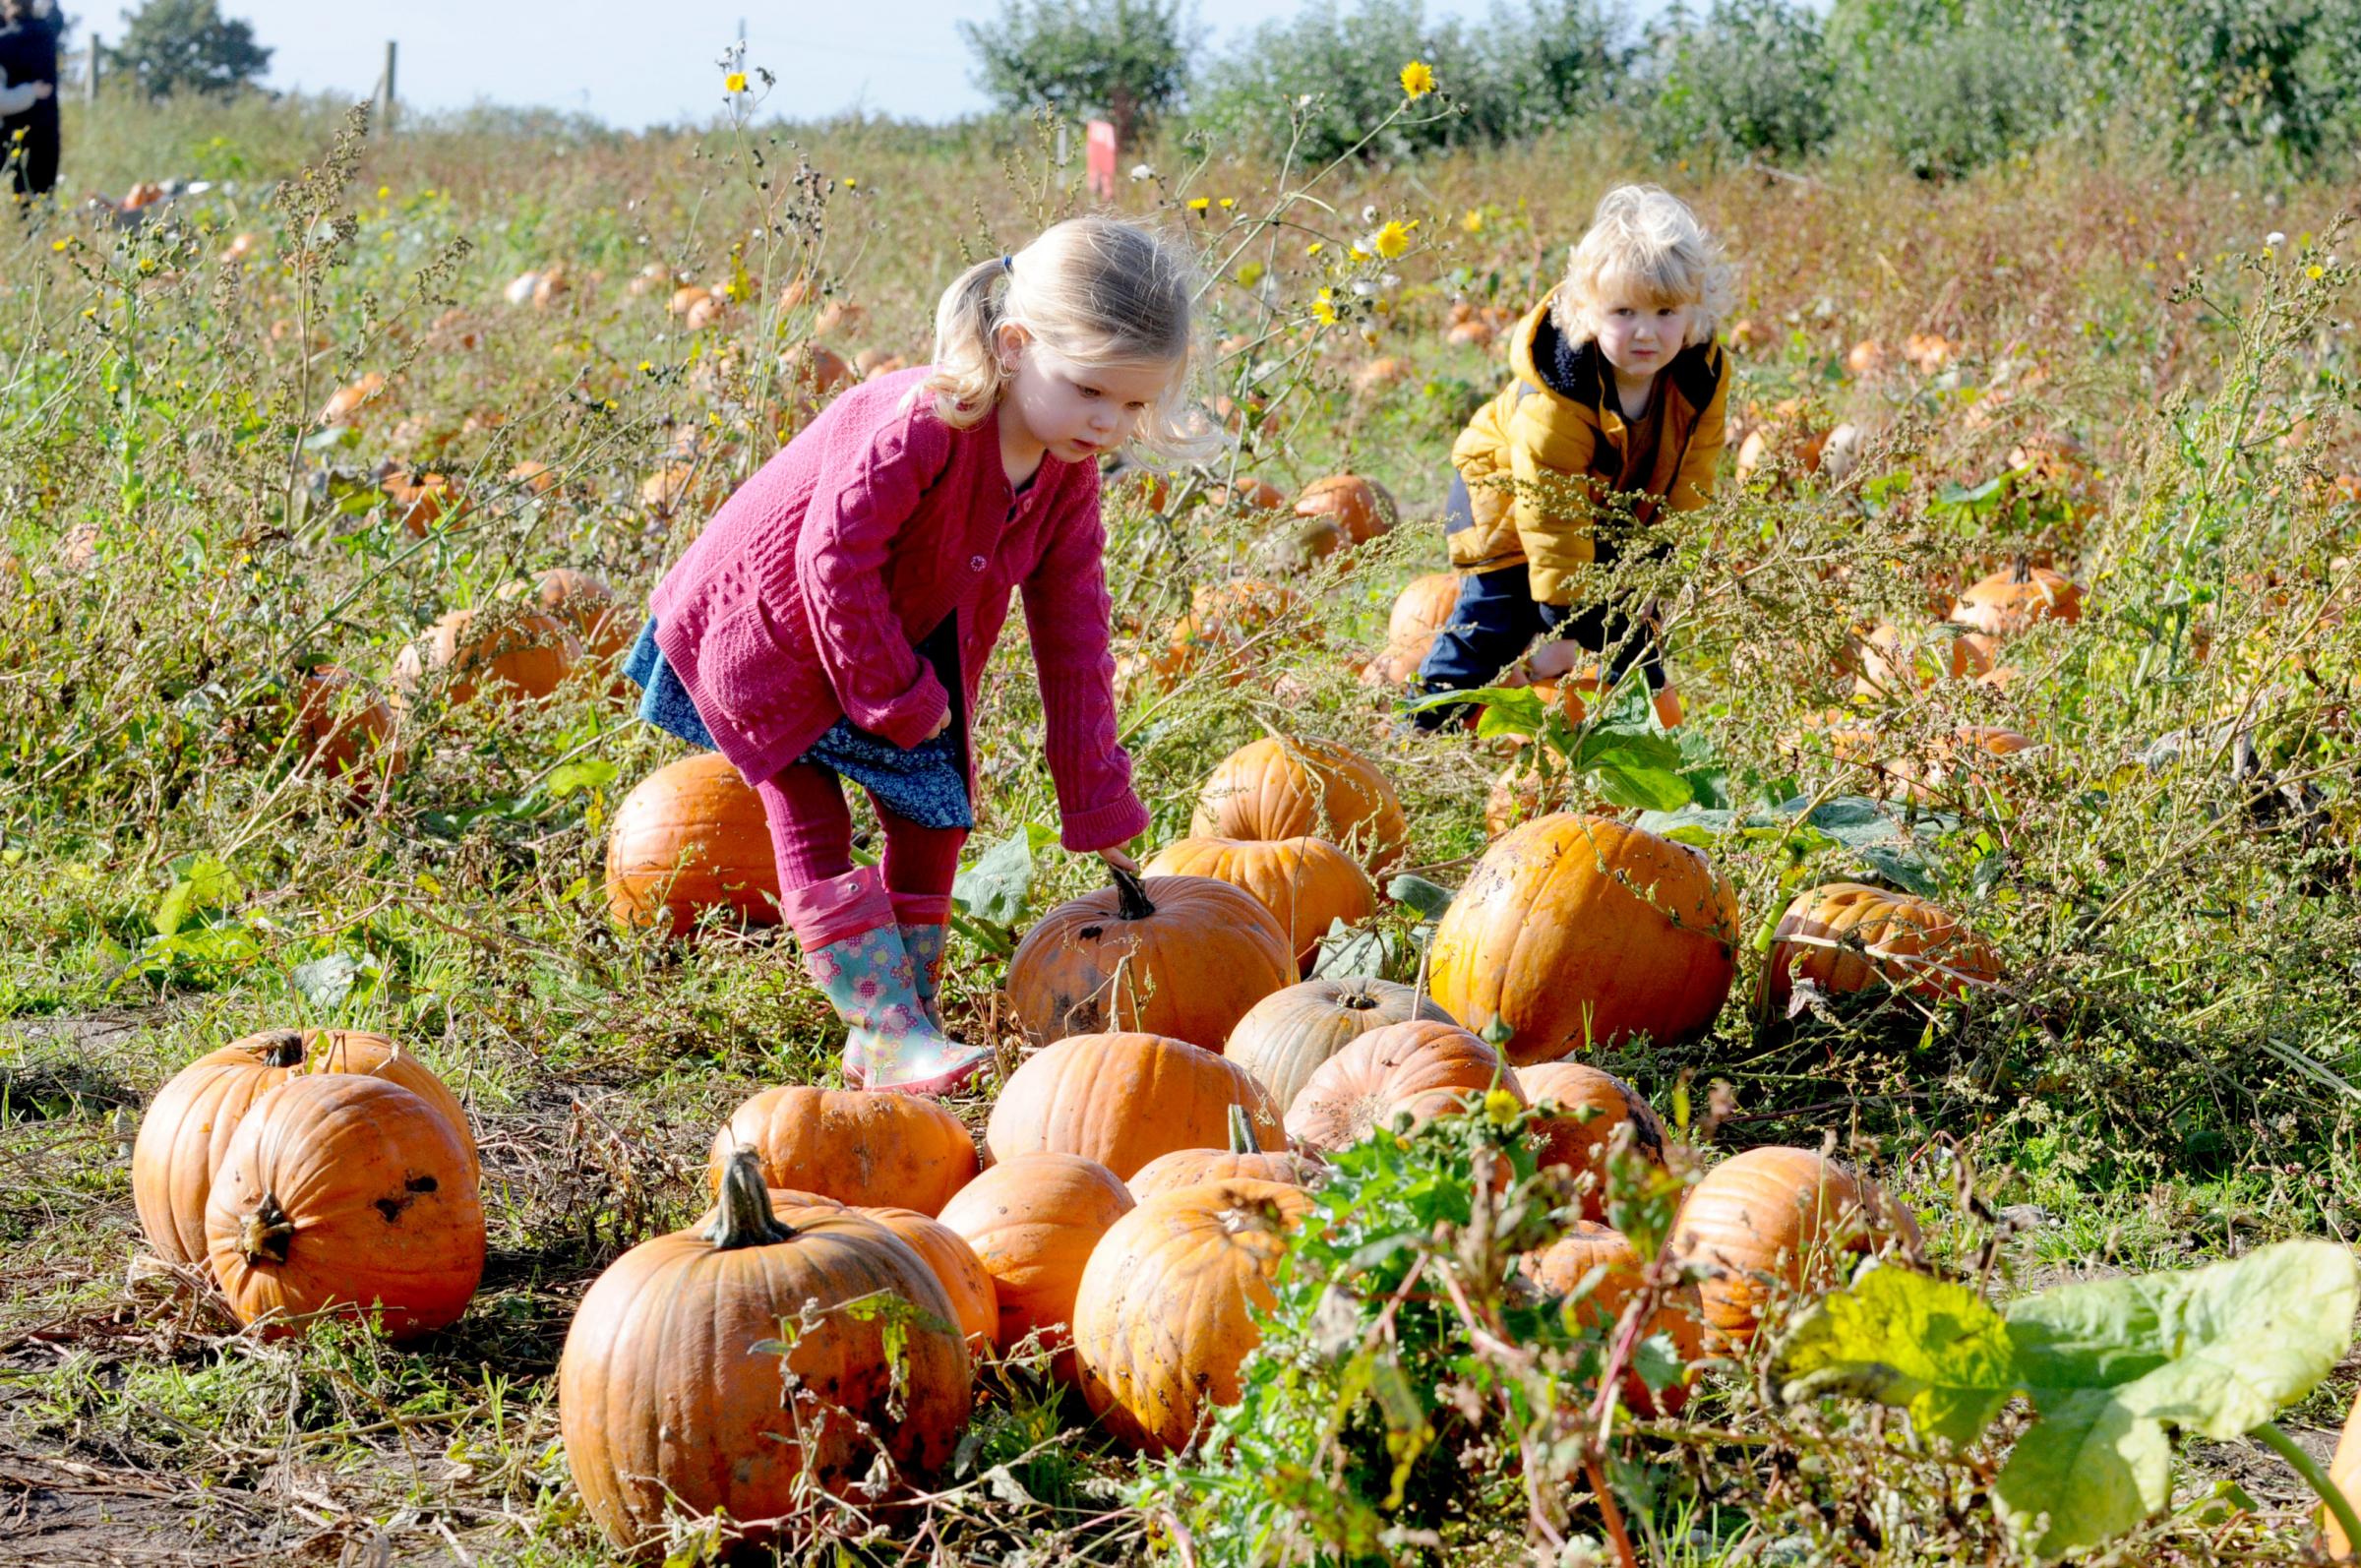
[647,366,1149,853]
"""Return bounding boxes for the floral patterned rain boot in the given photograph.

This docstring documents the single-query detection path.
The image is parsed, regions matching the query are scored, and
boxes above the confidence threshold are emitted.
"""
[897,921,950,1030]
[803,922,991,1096]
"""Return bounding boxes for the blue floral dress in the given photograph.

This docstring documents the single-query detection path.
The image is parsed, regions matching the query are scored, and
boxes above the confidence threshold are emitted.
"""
[624,615,973,830]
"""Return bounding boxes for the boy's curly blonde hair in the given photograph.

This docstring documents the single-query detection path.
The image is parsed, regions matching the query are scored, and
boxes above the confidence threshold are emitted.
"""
[1551,184,1736,349]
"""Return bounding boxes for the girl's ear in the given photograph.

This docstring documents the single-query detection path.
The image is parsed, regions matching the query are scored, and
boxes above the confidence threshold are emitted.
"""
[994,322,1030,377]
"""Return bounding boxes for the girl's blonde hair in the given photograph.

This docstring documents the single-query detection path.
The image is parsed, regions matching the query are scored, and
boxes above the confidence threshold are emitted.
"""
[925,214,1217,463]
[1552,184,1736,349]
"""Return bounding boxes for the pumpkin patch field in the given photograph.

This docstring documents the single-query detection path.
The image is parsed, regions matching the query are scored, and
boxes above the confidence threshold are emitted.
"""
[11,85,2361,1567]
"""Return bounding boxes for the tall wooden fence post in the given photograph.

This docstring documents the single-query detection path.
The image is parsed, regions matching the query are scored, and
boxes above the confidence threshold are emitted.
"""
[84,35,98,103]
[374,40,396,132]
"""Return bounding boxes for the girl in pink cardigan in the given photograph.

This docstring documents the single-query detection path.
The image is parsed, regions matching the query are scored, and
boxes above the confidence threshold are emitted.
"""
[625,215,1210,1095]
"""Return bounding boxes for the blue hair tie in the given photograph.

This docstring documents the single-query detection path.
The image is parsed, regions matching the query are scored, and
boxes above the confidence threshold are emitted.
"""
[1000,254,1013,273]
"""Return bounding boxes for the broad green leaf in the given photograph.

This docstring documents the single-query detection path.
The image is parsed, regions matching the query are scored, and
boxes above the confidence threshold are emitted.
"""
[950,823,1055,927]
[1591,760,1692,813]
[290,952,360,1009]
[547,758,619,799]
[1311,921,1393,982]
[1770,1266,2017,1449]
[1634,804,1735,842]
[1992,1385,2172,1558]
[1386,874,1455,920]
[1471,689,1546,740]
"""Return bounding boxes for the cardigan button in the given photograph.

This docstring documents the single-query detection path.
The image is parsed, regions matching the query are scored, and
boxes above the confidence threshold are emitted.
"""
[968,555,987,572]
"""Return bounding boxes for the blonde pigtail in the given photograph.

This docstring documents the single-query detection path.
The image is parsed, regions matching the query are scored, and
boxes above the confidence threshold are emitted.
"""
[925,257,1013,429]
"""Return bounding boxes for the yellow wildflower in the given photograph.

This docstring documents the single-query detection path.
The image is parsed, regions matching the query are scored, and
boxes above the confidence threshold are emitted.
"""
[1305,241,1324,257]
[1400,60,1434,98]
[1218,197,1236,210]
[1372,220,1411,260]
[1312,288,1337,326]
[2308,265,2326,280]
[1348,244,1369,262]
[1187,196,1210,211]
[841,177,858,189]
[1483,1088,1520,1126]
[1462,209,1483,233]
[725,72,748,93]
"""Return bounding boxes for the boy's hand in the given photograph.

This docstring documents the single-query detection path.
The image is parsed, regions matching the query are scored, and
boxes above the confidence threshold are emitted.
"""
[1653,686,1685,729]
[1097,845,1141,876]
[30,82,52,100]
[1525,638,1587,681]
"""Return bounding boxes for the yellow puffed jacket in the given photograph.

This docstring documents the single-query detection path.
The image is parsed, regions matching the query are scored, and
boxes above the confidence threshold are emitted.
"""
[1447,289,1728,605]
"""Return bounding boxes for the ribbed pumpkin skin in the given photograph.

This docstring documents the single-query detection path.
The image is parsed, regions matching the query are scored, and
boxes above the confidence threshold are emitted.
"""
[1224,978,1456,1116]
[1760,882,2003,1014]
[1388,573,1461,645]
[1072,1177,1312,1453]
[292,667,401,783]
[1519,1062,1667,1223]
[2325,1384,2361,1554]
[1003,873,1293,1050]
[1294,474,1396,546]
[1143,835,1377,976]
[937,1153,1133,1357]
[1519,1221,1704,1416]
[559,1176,969,1557]
[504,567,630,663]
[603,754,781,935]
[709,1085,976,1214]
[856,1206,999,1353]
[986,1032,1283,1180]
[134,1029,475,1268]
[1127,1106,1323,1200]
[203,1076,485,1339]
[392,606,580,708]
[1950,565,2084,635]
[1283,1019,1524,1152]
[1189,737,1409,874]
[1429,814,1740,1064]
[1666,1146,1920,1351]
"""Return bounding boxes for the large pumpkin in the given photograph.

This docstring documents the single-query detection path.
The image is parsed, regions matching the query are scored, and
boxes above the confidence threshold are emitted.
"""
[1142,835,1376,976]
[1950,564,2084,635]
[1283,1019,1523,1152]
[937,1152,1133,1359]
[1519,1221,1704,1416]
[559,1151,969,1556]
[603,754,781,935]
[1760,882,2003,1016]
[1002,867,1294,1050]
[392,606,579,709]
[499,568,631,663]
[856,1205,999,1354]
[204,1075,485,1339]
[1072,1177,1312,1453]
[134,1028,475,1268]
[1388,573,1462,646]
[710,1085,976,1214]
[2326,1383,2361,1555]
[1127,1104,1324,1200]
[986,1031,1282,1180]
[1189,736,1409,874]
[291,666,401,784]
[1428,814,1740,1064]
[1293,474,1397,551]
[1519,1061,1668,1224]
[1666,1146,1920,1351]
[1224,977,1457,1117]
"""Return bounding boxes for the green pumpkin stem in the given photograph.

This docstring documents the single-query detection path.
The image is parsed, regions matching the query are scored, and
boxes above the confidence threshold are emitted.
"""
[704,1148,797,1249]
[238,1191,295,1265]
[1227,1102,1261,1154]
[1109,863,1157,922]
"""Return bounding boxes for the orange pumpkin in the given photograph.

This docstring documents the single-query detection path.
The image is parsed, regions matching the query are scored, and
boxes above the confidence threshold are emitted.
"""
[1224,977,1457,1117]
[1760,882,2003,1015]
[392,606,579,710]
[1428,814,1740,1064]
[856,1205,999,1354]
[985,1031,1282,1180]
[383,469,465,536]
[1190,736,1409,874]
[1666,1146,1920,1350]
[1484,754,1578,837]
[1846,621,1998,698]
[1388,573,1462,645]
[603,754,781,935]
[1293,474,1397,551]
[499,568,630,664]
[1283,1019,1523,1152]
[710,1085,976,1214]
[1002,868,1294,1050]
[783,341,854,402]
[204,1075,484,1338]
[1519,1061,1667,1223]
[1072,1177,1311,1453]
[1520,1221,1704,1416]
[291,666,400,784]
[318,372,388,426]
[1142,835,1376,976]
[1951,565,2085,635]
[559,1150,969,1555]
[1127,1104,1324,1200]
[134,1028,475,1268]
[937,1152,1133,1359]
[2325,1384,2361,1555]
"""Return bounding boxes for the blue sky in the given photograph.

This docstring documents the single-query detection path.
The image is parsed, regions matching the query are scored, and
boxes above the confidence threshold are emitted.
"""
[74,0,1673,129]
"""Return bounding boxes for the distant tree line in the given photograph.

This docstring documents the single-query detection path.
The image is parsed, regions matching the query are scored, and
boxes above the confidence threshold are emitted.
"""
[964,0,2361,174]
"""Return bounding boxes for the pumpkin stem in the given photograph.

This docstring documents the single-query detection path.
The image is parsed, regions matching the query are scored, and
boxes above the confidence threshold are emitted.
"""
[254,1029,309,1069]
[238,1191,296,1265]
[704,1148,797,1250]
[1227,1102,1262,1154]
[1109,863,1158,922]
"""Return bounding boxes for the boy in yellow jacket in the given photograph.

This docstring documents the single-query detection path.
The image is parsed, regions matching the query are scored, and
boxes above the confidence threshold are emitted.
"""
[1411,184,1731,731]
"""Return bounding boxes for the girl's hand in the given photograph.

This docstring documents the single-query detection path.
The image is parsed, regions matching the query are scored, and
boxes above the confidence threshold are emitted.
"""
[923,707,951,741]
[1096,845,1141,877]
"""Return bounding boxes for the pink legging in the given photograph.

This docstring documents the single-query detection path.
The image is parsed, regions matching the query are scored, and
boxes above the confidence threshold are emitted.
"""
[757,761,966,931]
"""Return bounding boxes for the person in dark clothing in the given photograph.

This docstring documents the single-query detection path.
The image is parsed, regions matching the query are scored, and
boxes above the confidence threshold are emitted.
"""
[0,0,62,201]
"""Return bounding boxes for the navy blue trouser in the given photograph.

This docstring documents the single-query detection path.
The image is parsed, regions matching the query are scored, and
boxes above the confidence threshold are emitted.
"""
[1412,476,1665,731]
